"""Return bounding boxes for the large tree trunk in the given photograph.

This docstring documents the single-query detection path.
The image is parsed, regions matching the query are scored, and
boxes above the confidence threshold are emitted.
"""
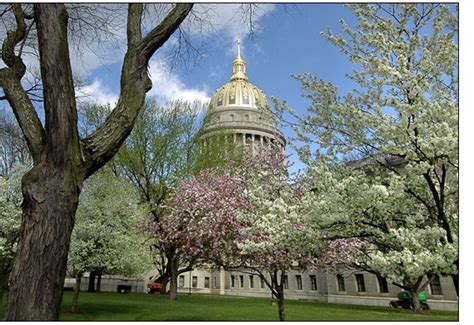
[5,166,83,320]
[5,5,84,319]
[169,257,178,301]
[71,273,82,313]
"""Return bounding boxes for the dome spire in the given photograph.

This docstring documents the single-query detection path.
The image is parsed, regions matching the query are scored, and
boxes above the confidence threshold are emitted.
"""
[231,38,247,81]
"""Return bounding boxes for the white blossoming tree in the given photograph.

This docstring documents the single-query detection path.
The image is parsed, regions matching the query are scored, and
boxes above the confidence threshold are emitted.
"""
[305,162,457,311]
[276,4,458,311]
[235,147,327,321]
[68,168,149,313]
[0,164,27,303]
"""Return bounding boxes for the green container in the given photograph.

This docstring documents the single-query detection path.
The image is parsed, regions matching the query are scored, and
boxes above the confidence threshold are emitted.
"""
[397,290,427,302]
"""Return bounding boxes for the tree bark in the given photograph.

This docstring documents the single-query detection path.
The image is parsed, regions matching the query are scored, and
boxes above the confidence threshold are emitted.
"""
[277,291,285,321]
[96,273,102,293]
[169,257,178,301]
[87,272,96,293]
[271,270,285,321]
[71,273,82,313]
[411,288,421,313]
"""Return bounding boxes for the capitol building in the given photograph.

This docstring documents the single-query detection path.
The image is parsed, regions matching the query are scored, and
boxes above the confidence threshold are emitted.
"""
[173,40,458,311]
[67,41,457,312]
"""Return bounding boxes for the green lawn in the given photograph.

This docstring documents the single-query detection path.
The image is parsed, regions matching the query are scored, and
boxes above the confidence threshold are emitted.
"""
[1,292,458,321]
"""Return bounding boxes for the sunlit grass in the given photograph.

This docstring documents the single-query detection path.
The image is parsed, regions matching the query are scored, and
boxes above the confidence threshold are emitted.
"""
[1,291,458,321]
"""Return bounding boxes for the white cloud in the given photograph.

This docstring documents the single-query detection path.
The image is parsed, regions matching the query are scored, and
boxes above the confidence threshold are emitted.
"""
[74,59,211,109]
[148,59,210,104]
[75,79,118,107]
[191,4,275,40]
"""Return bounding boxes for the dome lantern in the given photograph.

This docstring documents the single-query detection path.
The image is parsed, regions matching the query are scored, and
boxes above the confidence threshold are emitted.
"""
[231,38,248,81]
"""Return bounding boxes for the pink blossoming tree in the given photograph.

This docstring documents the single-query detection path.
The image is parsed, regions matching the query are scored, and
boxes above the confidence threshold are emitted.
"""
[141,169,251,301]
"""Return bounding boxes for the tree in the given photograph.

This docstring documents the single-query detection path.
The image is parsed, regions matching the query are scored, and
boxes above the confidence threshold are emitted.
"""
[0,164,26,304]
[113,99,240,298]
[68,168,149,313]
[0,3,193,319]
[232,146,326,321]
[141,169,251,301]
[278,3,458,301]
[0,109,30,177]
[305,161,457,312]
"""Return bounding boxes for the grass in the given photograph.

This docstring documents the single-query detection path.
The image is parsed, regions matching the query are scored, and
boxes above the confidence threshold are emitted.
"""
[1,292,458,321]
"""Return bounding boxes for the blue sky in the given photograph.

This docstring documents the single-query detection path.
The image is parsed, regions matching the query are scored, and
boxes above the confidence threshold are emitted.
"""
[81,4,360,173]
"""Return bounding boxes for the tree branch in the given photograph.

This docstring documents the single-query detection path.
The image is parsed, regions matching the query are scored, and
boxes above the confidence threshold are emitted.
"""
[138,4,193,63]
[0,4,45,161]
[81,4,192,178]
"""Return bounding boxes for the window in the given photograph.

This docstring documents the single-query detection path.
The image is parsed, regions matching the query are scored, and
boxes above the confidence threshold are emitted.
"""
[192,276,198,288]
[213,277,217,288]
[337,274,345,292]
[429,276,443,295]
[231,275,235,288]
[377,275,389,293]
[239,275,244,288]
[283,275,289,290]
[204,277,210,288]
[310,275,317,291]
[260,277,265,289]
[179,275,185,288]
[296,275,303,290]
[355,274,366,292]
[249,275,254,288]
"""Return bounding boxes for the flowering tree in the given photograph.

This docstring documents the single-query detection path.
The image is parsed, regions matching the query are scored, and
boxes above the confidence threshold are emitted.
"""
[0,164,26,303]
[141,169,251,301]
[68,168,149,312]
[305,162,457,311]
[277,3,458,309]
[233,146,327,321]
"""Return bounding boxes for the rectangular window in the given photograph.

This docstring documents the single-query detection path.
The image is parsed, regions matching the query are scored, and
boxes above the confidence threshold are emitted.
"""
[179,275,185,288]
[377,275,389,293]
[213,277,217,288]
[231,275,235,288]
[429,276,443,295]
[192,276,198,288]
[260,276,265,289]
[204,277,210,288]
[283,275,289,290]
[355,274,366,292]
[249,275,254,288]
[239,275,244,288]
[337,274,345,292]
[310,275,317,291]
[296,275,303,290]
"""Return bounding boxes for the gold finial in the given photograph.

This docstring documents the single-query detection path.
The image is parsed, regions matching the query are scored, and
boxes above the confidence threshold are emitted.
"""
[231,37,247,81]
[237,38,241,59]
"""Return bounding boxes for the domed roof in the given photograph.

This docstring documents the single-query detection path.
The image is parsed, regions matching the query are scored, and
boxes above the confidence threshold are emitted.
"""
[208,40,271,112]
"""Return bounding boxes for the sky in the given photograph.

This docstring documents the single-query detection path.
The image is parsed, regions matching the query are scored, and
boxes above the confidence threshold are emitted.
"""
[0,2,464,175]
[72,3,361,173]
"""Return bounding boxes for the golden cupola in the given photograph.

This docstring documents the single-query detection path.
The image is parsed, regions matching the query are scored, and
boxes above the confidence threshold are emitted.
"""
[202,39,285,150]
[208,39,272,112]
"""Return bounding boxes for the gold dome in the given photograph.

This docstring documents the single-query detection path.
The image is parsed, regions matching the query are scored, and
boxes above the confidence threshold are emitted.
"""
[208,39,271,112]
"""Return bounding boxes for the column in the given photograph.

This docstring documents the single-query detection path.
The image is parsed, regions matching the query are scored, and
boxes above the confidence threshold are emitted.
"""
[220,267,226,295]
